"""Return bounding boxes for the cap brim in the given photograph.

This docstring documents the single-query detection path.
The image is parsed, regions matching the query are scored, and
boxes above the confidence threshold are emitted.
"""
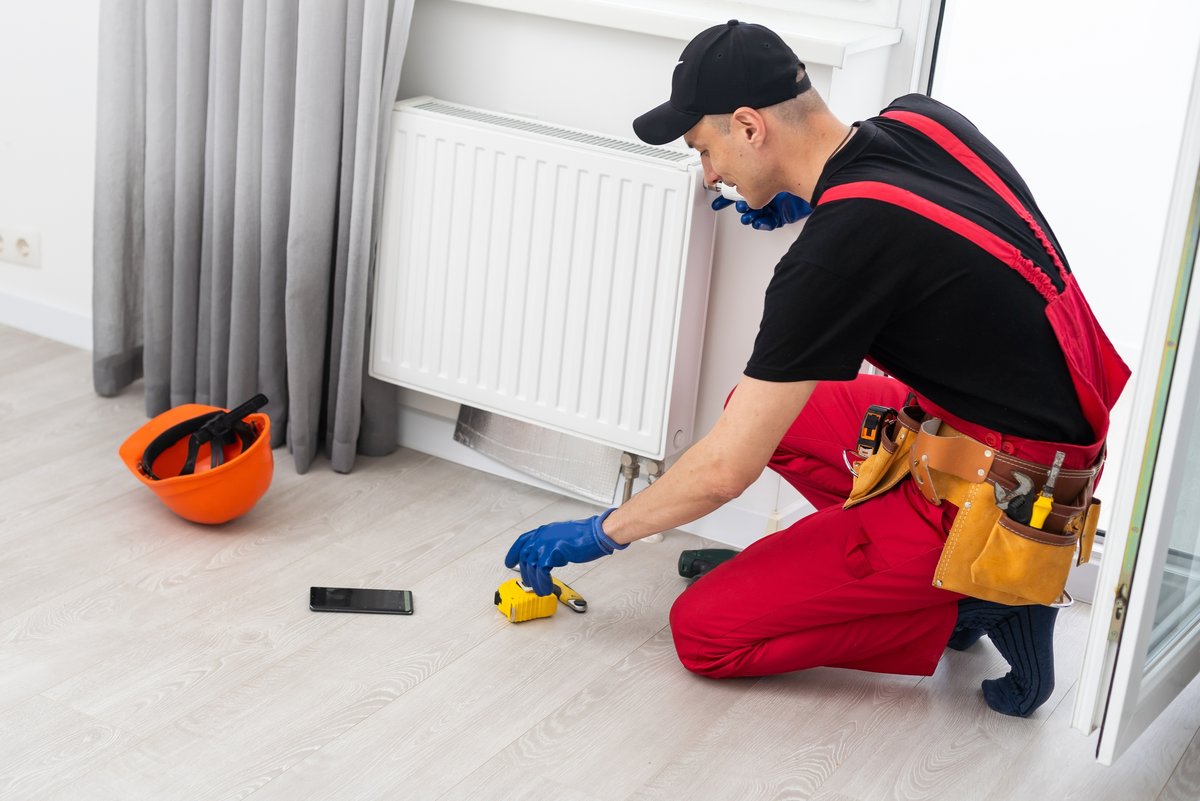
[632,101,703,146]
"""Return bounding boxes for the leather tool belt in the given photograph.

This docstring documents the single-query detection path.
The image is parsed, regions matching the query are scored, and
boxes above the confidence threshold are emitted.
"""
[844,406,1102,606]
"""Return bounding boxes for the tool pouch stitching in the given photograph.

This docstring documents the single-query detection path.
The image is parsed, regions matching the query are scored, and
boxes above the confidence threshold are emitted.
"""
[967,509,1079,605]
[923,445,1092,606]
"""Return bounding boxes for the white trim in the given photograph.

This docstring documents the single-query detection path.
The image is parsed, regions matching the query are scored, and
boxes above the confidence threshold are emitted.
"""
[0,289,91,351]
[1072,43,1200,754]
[443,0,902,69]
[1099,216,1200,763]
[912,0,941,95]
[681,499,785,549]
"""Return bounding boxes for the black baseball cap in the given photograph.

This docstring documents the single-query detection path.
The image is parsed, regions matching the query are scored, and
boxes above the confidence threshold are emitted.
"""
[633,20,808,145]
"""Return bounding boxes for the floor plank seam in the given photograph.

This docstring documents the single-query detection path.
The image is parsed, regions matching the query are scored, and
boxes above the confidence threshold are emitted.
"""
[1154,727,1200,801]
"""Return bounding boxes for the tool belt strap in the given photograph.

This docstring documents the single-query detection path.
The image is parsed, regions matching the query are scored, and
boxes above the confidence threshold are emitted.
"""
[899,406,1100,533]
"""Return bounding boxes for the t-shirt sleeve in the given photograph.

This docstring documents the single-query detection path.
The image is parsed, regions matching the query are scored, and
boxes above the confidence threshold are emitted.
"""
[744,207,899,382]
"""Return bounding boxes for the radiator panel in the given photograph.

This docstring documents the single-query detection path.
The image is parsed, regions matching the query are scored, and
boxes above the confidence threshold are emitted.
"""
[371,98,714,459]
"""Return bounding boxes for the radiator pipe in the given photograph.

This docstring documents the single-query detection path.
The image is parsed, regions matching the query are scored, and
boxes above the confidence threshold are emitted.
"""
[620,452,640,504]
[621,454,667,544]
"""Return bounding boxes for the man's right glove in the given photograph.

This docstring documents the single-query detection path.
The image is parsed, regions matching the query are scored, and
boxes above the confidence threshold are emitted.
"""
[503,509,624,596]
[711,192,813,231]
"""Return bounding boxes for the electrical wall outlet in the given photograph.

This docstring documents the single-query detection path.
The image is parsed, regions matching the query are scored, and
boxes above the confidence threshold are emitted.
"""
[0,227,42,268]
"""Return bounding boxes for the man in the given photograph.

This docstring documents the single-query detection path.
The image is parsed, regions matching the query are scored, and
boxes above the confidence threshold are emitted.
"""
[505,20,1129,717]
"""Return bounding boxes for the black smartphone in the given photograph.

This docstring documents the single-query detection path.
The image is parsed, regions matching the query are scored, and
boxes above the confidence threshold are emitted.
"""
[309,586,414,615]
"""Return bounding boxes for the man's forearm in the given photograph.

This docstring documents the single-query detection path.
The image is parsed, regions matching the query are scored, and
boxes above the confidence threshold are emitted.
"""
[600,437,750,544]
[599,377,818,545]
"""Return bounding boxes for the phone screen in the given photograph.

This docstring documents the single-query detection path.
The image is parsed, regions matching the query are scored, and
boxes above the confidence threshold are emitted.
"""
[309,587,414,615]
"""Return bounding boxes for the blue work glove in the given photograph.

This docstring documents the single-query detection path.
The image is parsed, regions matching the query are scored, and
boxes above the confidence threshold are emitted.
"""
[711,192,813,230]
[503,508,625,596]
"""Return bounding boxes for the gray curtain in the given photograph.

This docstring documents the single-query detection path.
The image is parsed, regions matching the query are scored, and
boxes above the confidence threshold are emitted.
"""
[93,0,414,473]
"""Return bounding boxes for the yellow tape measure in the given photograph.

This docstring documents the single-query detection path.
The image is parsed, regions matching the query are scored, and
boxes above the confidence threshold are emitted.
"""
[494,576,588,622]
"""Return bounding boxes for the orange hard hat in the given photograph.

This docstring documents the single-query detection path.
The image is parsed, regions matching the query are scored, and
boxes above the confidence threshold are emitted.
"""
[119,394,274,524]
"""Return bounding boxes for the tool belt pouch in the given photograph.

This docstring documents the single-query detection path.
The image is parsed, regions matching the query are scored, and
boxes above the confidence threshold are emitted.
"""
[962,508,1080,606]
[1076,498,1101,565]
[844,407,921,509]
[924,431,1098,607]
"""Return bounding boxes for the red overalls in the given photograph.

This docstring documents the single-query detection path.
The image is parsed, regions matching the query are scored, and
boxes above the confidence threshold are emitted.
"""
[669,110,1130,678]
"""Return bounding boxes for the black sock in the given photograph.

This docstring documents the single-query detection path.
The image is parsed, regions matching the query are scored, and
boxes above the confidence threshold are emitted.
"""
[946,624,985,651]
[953,598,1058,717]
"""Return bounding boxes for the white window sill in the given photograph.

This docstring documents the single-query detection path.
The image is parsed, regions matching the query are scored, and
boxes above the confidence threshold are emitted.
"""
[443,0,902,68]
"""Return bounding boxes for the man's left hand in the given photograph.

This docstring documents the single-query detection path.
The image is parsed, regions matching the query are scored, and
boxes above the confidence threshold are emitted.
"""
[712,192,813,230]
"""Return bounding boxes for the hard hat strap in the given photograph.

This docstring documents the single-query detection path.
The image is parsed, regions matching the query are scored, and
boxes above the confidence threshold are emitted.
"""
[140,394,269,480]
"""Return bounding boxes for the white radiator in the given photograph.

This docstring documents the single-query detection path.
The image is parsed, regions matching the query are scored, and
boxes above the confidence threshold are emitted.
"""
[369,97,715,460]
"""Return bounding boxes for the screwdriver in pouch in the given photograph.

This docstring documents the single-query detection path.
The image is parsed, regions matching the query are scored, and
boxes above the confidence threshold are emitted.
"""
[1029,450,1066,529]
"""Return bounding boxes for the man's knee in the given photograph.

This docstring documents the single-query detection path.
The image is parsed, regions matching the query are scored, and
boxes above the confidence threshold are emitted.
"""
[669,585,743,679]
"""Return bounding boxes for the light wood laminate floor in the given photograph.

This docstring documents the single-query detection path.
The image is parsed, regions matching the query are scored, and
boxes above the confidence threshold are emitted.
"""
[1,324,1198,801]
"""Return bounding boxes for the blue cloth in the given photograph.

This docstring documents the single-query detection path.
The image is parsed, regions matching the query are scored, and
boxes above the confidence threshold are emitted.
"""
[711,192,813,230]
[504,508,624,596]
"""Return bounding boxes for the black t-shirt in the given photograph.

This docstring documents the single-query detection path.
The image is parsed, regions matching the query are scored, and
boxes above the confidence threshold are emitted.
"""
[745,93,1092,445]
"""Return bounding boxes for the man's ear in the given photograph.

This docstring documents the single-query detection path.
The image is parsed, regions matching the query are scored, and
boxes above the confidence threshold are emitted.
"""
[730,107,766,146]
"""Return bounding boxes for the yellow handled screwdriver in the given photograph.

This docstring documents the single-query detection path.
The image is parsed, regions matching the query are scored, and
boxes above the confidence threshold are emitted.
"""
[1029,450,1066,529]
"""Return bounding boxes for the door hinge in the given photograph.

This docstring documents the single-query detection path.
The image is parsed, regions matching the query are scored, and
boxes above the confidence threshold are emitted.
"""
[1108,582,1130,641]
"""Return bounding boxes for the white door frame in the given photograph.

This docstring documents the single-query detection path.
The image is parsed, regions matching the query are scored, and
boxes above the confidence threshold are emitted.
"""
[1071,42,1200,764]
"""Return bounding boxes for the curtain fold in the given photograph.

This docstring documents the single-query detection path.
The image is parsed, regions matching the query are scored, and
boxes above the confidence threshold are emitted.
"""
[330,0,412,468]
[168,0,211,410]
[284,0,347,473]
[94,0,412,473]
[227,0,266,408]
[93,0,146,397]
[258,0,298,443]
[142,0,176,414]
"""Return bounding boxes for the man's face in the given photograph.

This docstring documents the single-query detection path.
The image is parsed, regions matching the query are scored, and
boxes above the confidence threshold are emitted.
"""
[684,116,770,209]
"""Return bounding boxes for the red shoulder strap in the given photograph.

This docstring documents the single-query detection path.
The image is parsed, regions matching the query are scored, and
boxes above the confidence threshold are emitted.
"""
[880,110,1070,285]
[818,180,1058,303]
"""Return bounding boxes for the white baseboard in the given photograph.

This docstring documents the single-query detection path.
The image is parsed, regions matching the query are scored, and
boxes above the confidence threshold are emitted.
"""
[0,289,91,350]
[396,404,796,547]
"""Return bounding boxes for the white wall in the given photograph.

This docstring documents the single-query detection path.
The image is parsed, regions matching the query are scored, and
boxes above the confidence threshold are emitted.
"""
[932,0,1200,532]
[0,0,99,350]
